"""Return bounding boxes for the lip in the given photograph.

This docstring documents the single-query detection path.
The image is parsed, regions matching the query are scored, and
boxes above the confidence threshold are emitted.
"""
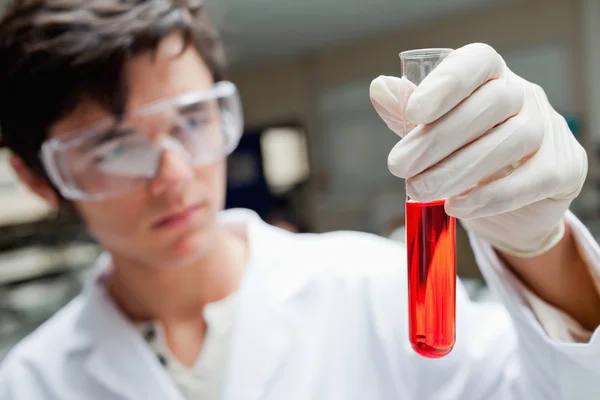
[151,203,206,230]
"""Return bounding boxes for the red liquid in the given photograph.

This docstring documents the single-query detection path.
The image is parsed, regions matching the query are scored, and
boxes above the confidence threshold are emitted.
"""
[406,199,456,358]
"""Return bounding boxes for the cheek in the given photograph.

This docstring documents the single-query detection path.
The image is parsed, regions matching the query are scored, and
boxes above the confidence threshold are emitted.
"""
[196,159,227,208]
[74,197,144,242]
[72,160,227,258]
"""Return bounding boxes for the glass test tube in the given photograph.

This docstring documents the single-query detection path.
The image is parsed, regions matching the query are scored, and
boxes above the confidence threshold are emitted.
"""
[401,49,457,358]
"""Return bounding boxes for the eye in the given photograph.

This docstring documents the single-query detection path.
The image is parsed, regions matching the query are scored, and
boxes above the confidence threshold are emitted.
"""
[172,112,209,139]
[92,142,134,164]
[183,112,208,129]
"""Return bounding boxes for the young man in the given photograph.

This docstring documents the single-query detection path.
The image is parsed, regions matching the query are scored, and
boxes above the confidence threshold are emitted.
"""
[0,1,599,399]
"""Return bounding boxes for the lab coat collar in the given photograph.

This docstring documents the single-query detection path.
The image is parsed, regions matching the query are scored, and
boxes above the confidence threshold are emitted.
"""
[220,208,313,304]
[221,209,310,400]
[68,208,310,400]
[74,258,184,400]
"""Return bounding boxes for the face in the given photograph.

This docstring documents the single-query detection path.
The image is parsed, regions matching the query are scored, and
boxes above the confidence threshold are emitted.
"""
[46,33,228,267]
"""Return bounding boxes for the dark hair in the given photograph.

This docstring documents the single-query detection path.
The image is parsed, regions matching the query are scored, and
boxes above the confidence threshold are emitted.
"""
[0,0,227,178]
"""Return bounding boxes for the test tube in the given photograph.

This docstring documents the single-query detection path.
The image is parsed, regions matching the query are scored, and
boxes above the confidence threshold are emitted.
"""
[400,49,456,358]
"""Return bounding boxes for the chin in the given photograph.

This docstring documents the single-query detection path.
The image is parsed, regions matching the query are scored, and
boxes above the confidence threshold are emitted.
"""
[160,225,218,267]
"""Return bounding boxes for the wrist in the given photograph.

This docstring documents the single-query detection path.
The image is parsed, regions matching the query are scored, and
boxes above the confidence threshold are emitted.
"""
[493,219,566,259]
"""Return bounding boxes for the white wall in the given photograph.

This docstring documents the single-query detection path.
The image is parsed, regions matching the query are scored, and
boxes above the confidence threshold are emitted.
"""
[579,0,600,215]
[503,44,575,114]
[232,0,586,232]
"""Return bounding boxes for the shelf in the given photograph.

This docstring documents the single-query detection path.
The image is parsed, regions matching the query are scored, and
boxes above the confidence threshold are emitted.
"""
[0,243,100,287]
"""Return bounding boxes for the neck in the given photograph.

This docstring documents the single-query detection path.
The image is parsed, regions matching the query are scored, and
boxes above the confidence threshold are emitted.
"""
[107,226,247,323]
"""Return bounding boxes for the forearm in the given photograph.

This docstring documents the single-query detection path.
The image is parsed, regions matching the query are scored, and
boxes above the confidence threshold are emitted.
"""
[497,222,600,331]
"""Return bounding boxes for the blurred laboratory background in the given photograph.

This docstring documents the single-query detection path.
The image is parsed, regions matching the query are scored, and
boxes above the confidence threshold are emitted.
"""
[2,0,600,359]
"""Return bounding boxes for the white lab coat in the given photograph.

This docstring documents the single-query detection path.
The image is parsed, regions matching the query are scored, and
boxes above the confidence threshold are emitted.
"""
[1,209,599,400]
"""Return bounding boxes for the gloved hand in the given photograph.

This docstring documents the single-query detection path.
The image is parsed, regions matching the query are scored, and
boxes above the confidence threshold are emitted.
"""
[370,43,588,258]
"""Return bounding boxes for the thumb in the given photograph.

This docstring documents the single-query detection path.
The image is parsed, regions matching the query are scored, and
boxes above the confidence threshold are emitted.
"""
[370,75,417,138]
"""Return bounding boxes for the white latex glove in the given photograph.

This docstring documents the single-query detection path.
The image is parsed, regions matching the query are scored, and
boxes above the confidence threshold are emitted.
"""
[370,43,588,258]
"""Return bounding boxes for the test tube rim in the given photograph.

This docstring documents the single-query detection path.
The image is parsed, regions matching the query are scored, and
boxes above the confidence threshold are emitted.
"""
[399,48,454,60]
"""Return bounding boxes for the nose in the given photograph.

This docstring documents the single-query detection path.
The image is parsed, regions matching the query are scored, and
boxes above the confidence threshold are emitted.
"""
[149,147,195,196]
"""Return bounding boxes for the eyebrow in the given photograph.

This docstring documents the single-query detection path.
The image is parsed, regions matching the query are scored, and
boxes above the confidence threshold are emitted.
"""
[178,101,208,115]
[82,128,137,151]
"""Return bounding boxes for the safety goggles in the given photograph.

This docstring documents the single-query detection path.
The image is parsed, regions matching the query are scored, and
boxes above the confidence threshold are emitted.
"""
[40,81,243,201]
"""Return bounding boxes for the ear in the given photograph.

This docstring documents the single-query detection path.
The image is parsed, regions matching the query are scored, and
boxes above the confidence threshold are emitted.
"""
[10,155,59,208]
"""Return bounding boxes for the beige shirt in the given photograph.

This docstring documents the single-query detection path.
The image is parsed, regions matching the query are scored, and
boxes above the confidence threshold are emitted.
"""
[137,291,239,400]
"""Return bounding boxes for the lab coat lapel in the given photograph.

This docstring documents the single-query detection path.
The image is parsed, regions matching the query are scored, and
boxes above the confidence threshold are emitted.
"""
[221,217,309,400]
[75,270,184,400]
[71,210,308,400]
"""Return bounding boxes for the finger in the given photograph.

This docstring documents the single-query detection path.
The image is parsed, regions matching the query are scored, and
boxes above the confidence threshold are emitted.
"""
[406,110,543,202]
[445,150,557,219]
[370,75,417,137]
[446,91,588,219]
[406,43,507,125]
[388,78,523,179]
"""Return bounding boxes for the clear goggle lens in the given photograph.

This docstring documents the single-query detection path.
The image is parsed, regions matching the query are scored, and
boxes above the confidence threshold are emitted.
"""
[41,81,243,201]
